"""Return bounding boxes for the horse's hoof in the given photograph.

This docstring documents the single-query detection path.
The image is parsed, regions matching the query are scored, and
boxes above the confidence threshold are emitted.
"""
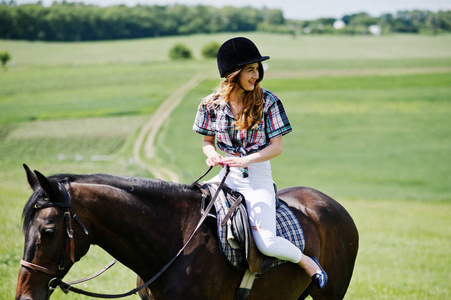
[310,256,328,290]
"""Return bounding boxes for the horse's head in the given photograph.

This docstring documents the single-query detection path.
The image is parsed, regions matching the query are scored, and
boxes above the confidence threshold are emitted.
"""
[16,165,90,300]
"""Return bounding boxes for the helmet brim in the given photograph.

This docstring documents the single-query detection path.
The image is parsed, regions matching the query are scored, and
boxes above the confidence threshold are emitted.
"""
[237,55,270,68]
[221,56,270,78]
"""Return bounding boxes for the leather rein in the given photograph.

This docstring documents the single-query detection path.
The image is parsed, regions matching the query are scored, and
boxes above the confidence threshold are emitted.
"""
[20,166,229,298]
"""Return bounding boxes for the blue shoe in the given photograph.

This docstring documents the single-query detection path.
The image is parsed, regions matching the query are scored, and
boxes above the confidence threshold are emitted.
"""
[310,256,328,290]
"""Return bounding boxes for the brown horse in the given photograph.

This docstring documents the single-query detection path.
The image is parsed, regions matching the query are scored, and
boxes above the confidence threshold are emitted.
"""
[16,165,358,300]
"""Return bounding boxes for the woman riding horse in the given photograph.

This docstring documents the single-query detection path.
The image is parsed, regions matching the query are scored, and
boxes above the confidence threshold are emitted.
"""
[193,37,327,289]
[17,164,358,299]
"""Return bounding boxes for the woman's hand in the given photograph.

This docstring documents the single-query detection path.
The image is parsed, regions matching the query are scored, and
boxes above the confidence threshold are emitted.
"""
[220,156,251,168]
[202,135,224,167]
[221,136,284,168]
[206,154,224,167]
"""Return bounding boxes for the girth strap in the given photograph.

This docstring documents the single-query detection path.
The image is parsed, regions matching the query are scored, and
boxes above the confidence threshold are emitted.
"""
[235,270,257,300]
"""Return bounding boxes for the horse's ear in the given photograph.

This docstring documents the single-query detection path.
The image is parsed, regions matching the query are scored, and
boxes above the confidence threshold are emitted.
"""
[34,170,55,196]
[23,164,39,190]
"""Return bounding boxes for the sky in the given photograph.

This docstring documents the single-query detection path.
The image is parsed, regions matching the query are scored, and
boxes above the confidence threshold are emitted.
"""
[15,0,451,20]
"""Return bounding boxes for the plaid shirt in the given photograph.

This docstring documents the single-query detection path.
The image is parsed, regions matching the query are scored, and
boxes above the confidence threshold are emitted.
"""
[193,88,292,175]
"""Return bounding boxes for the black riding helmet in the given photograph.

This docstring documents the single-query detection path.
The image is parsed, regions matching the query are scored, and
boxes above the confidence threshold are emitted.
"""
[217,37,270,78]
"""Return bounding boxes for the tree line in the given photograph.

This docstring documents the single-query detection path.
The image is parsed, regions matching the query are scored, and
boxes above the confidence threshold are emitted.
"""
[295,11,451,35]
[0,2,285,41]
[0,1,450,41]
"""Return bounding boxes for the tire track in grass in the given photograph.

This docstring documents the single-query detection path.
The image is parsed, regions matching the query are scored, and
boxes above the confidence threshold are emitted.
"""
[133,73,204,182]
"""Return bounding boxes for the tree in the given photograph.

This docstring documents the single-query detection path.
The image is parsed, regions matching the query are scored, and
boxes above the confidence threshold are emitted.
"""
[436,11,451,32]
[0,3,449,41]
[263,8,284,25]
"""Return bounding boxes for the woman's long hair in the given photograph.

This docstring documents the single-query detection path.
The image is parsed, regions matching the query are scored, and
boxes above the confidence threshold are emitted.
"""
[206,62,264,130]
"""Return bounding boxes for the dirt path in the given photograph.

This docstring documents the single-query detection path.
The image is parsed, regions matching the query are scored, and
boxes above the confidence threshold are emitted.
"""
[133,65,448,182]
[133,73,204,182]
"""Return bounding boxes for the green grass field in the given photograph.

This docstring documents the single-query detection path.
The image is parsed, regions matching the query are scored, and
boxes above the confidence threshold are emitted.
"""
[1,33,450,299]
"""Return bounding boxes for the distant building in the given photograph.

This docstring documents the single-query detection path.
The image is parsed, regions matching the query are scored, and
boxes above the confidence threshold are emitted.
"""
[333,20,346,30]
[369,25,382,36]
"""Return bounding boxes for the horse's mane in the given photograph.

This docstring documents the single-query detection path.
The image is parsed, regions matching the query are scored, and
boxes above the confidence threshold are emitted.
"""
[49,173,194,193]
[22,173,199,231]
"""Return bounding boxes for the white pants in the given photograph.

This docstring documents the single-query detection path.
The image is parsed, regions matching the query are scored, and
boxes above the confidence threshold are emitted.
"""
[209,158,303,263]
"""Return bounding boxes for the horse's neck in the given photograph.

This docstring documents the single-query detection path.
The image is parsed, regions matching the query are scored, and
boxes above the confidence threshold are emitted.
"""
[71,182,199,277]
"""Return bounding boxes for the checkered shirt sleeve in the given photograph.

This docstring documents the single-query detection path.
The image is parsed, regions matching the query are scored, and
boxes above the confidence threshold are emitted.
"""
[264,90,292,139]
[193,101,216,136]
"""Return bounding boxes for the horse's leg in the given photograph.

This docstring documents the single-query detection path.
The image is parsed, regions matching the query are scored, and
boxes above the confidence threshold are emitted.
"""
[310,199,358,300]
[252,266,310,300]
[309,211,358,300]
[280,187,359,300]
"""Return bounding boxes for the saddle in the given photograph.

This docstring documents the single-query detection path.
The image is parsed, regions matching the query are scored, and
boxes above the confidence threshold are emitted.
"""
[199,183,305,274]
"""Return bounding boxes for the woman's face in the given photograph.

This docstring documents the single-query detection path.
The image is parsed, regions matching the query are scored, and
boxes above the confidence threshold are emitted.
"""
[238,63,260,91]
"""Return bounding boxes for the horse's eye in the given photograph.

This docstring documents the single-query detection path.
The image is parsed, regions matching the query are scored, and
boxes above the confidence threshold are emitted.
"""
[41,228,56,239]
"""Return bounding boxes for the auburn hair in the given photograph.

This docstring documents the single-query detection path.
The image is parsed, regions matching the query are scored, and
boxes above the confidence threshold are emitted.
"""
[206,62,264,130]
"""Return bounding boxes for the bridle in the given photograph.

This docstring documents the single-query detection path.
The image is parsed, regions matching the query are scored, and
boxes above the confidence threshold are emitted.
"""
[20,182,90,293]
[19,166,230,298]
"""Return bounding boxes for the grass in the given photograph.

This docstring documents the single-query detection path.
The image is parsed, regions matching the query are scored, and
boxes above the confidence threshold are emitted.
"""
[0,62,205,124]
[347,200,450,299]
[271,74,451,202]
[162,73,451,202]
[1,33,450,299]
